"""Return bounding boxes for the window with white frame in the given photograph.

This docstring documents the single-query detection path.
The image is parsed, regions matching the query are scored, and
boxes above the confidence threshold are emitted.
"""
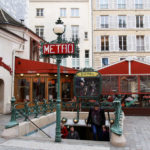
[85,50,89,67]
[101,36,109,51]
[61,58,67,66]
[135,0,143,9]
[102,58,109,67]
[35,26,44,39]
[119,36,127,51]
[71,8,79,17]
[136,15,144,28]
[72,50,80,69]
[60,8,66,17]
[71,25,79,40]
[136,36,144,51]
[84,32,88,39]
[36,8,44,16]
[118,16,126,28]
[120,58,126,61]
[118,0,126,9]
[100,0,108,9]
[101,16,109,28]
[137,56,145,62]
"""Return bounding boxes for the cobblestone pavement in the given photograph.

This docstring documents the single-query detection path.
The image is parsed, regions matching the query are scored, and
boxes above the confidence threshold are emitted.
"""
[0,114,150,150]
[110,116,150,150]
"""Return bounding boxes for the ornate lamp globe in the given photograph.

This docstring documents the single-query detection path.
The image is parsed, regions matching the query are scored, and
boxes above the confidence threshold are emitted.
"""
[53,18,65,35]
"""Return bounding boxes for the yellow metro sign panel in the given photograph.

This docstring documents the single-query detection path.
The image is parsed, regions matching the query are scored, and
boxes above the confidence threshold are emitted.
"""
[76,72,99,77]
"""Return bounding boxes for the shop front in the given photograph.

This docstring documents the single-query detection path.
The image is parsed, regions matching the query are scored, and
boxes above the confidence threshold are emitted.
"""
[98,59,150,115]
[14,57,77,103]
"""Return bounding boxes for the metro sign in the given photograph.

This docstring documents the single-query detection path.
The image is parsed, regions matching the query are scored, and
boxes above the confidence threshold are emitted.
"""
[43,43,75,55]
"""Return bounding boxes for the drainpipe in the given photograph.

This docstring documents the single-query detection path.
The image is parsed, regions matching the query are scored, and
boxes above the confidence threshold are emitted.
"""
[11,48,24,97]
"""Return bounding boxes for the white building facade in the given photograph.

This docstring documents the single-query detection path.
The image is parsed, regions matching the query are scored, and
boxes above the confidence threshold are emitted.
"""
[0,8,43,114]
[29,0,92,69]
[93,0,150,69]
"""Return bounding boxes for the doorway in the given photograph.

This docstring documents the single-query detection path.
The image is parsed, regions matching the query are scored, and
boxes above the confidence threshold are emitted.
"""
[0,79,4,113]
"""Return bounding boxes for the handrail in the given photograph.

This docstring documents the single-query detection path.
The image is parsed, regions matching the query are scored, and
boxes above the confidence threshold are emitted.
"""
[6,97,122,136]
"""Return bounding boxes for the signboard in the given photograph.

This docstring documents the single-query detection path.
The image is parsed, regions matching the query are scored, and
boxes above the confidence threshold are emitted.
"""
[76,72,99,77]
[43,43,75,55]
[74,71,102,98]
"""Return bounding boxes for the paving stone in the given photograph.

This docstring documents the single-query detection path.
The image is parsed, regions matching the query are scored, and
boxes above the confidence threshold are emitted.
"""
[0,115,150,150]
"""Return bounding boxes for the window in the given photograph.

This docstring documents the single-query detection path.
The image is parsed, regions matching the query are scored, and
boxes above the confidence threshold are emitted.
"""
[101,16,109,28]
[101,36,109,51]
[71,8,79,17]
[60,8,66,17]
[44,57,50,63]
[33,78,45,100]
[35,26,44,39]
[48,79,57,100]
[61,58,67,66]
[119,36,127,51]
[36,8,44,16]
[84,32,88,39]
[17,79,30,102]
[102,58,109,67]
[100,0,108,9]
[136,36,144,51]
[85,50,89,67]
[118,0,126,9]
[30,40,39,61]
[120,58,126,61]
[136,16,144,28]
[71,25,79,40]
[72,50,80,69]
[137,57,145,62]
[118,16,126,28]
[135,0,143,9]
[62,82,71,100]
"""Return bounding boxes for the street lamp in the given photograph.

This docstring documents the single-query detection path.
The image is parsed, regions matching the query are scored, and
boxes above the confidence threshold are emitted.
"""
[53,18,65,142]
[40,18,78,142]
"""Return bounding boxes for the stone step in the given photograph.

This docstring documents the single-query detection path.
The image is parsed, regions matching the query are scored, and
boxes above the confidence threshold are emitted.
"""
[0,136,110,150]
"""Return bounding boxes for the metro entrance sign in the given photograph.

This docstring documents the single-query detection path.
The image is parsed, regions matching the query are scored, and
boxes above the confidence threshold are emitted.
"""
[43,43,75,55]
[40,18,79,143]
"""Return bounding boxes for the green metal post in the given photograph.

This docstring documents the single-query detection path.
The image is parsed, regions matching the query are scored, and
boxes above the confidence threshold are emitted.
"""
[77,97,79,121]
[5,97,18,128]
[110,96,122,135]
[55,56,62,142]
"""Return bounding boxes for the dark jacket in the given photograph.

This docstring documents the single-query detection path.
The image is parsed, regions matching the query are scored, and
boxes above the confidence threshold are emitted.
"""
[87,108,106,126]
[67,131,80,139]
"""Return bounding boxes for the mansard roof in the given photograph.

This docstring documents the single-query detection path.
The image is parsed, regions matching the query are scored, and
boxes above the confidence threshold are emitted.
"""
[0,8,24,27]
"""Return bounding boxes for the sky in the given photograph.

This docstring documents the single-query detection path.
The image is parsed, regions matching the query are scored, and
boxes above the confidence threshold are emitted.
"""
[0,0,29,26]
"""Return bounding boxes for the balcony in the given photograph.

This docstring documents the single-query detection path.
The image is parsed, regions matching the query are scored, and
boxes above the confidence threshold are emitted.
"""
[118,4,126,9]
[135,4,143,9]
[136,46,145,52]
[101,24,109,28]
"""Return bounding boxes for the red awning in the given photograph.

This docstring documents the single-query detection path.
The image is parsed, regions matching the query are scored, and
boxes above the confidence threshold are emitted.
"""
[15,57,77,74]
[98,61,128,75]
[98,59,150,75]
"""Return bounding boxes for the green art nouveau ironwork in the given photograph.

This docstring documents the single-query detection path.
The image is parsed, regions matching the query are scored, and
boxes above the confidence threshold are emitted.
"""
[110,95,123,135]
[40,18,79,142]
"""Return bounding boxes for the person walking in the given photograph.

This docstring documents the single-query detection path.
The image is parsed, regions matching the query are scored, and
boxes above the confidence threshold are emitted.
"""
[87,102,106,141]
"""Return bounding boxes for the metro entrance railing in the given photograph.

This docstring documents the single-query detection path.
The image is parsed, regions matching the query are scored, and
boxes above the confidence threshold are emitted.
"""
[5,96,123,136]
